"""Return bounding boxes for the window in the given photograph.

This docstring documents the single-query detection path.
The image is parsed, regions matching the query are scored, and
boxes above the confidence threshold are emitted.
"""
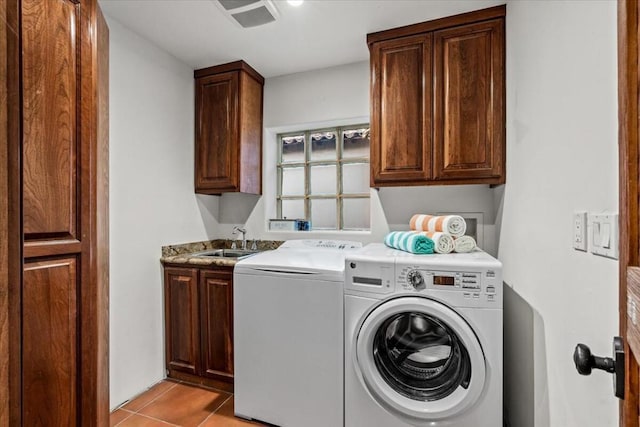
[277,124,370,230]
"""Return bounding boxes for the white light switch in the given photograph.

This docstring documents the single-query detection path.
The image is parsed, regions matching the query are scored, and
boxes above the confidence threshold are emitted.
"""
[590,213,618,259]
[573,211,588,251]
[601,223,611,249]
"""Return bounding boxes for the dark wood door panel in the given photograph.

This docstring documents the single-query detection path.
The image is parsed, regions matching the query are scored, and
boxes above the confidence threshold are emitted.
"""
[433,19,504,180]
[199,269,233,381]
[195,72,239,191]
[619,1,640,423]
[22,0,80,239]
[371,34,432,185]
[164,267,199,375]
[23,257,78,426]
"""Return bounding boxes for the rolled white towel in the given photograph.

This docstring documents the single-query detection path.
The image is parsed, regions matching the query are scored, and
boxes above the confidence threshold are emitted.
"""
[410,214,467,238]
[418,231,454,254]
[454,235,477,253]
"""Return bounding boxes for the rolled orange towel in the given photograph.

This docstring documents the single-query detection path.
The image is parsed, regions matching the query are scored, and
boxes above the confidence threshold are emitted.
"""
[410,214,467,238]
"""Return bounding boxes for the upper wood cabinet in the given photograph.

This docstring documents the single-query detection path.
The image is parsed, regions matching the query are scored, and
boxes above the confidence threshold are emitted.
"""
[368,5,505,187]
[194,61,264,195]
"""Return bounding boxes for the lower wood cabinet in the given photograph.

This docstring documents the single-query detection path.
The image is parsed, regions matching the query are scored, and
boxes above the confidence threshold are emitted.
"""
[163,265,234,390]
[199,269,234,381]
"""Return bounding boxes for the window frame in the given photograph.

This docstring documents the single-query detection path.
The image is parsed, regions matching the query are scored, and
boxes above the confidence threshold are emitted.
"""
[276,124,370,231]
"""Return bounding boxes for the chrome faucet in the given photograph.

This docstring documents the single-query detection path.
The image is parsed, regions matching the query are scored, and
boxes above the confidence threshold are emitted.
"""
[232,226,247,250]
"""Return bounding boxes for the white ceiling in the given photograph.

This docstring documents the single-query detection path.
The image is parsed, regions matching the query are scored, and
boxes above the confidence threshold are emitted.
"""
[99,0,504,78]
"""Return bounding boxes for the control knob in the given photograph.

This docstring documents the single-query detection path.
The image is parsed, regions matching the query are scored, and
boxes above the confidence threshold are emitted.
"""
[407,270,425,290]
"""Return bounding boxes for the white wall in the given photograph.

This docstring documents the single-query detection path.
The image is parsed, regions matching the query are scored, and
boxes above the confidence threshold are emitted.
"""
[499,1,618,426]
[220,61,499,254]
[107,17,220,409]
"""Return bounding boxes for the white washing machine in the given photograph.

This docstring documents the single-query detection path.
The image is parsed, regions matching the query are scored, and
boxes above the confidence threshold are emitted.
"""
[344,244,502,427]
[234,239,362,427]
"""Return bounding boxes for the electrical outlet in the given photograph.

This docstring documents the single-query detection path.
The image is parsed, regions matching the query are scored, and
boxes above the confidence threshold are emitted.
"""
[573,211,587,251]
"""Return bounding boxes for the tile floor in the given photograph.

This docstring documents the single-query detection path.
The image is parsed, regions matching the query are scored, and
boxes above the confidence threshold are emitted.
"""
[110,379,264,427]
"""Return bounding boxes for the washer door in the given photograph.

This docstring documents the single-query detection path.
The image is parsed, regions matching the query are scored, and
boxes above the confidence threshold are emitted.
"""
[355,297,486,424]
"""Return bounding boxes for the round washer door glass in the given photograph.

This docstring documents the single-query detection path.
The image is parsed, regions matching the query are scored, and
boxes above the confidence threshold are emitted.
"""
[373,312,471,401]
[355,297,486,423]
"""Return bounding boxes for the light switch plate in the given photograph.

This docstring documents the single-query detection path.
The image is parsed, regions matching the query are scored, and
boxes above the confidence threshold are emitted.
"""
[573,211,588,251]
[590,212,619,259]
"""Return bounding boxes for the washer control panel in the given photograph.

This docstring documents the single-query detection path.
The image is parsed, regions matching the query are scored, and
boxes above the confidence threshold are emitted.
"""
[346,245,502,307]
[396,266,500,306]
[398,267,482,290]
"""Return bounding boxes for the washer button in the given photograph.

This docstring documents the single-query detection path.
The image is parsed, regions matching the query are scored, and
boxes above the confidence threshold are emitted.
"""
[487,294,496,301]
[486,285,495,293]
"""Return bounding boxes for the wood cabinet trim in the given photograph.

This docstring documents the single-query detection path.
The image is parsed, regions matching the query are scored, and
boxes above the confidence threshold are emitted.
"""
[194,60,265,85]
[367,4,506,46]
[1,0,22,422]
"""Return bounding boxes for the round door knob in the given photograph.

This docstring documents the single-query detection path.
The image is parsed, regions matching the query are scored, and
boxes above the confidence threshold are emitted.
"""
[574,343,594,375]
[407,270,425,290]
[573,337,625,399]
[573,343,615,375]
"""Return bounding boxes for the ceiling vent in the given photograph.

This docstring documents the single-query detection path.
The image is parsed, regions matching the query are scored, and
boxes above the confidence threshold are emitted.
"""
[215,0,279,28]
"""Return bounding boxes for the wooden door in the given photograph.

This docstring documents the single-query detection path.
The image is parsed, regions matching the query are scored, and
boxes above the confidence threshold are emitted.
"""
[370,33,433,186]
[195,71,239,193]
[620,0,640,425]
[199,268,234,382]
[433,18,505,182]
[19,0,109,425]
[164,267,200,375]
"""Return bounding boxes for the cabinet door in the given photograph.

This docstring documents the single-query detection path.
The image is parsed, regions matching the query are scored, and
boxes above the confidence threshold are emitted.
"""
[199,269,234,382]
[23,258,78,426]
[195,72,239,192]
[22,0,80,241]
[164,267,200,375]
[433,19,505,182]
[370,33,433,186]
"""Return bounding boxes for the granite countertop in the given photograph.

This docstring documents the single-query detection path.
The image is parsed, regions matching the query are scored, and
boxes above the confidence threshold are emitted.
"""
[160,239,282,268]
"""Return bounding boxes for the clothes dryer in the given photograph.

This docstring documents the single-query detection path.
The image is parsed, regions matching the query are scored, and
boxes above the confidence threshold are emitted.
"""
[234,239,361,427]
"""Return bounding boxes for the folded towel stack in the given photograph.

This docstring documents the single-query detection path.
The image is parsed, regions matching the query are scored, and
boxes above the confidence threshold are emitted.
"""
[384,231,434,254]
[453,235,477,253]
[410,214,467,238]
[418,231,454,254]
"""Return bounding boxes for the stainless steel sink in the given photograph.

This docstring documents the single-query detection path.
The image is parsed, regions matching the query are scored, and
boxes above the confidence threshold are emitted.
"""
[191,249,259,259]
